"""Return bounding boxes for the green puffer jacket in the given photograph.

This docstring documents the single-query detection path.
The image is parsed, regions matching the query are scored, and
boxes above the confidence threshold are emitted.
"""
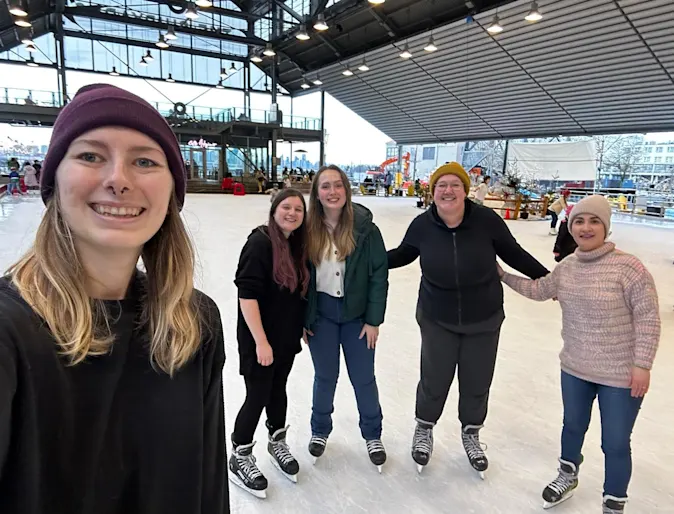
[305,203,389,329]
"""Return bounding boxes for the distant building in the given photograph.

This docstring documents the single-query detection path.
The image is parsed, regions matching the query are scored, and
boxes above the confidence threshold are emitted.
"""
[385,141,461,180]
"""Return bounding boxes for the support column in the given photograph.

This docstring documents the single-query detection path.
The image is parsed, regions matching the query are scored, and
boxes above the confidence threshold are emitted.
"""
[55,15,68,105]
[502,139,510,176]
[319,89,326,167]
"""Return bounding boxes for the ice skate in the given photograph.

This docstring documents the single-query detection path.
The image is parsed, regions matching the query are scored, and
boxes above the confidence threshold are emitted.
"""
[602,495,627,514]
[549,228,557,235]
[228,442,268,499]
[411,419,434,474]
[268,426,299,483]
[366,439,387,473]
[542,458,579,509]
[308,435,328,464]
[461,425,488,479]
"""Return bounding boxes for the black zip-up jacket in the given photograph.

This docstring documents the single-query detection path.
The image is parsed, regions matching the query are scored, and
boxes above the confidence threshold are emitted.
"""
[387,200,549,326]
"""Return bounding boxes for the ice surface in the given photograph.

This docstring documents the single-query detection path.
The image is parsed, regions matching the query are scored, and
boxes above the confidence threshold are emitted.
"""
[1,193,673,514]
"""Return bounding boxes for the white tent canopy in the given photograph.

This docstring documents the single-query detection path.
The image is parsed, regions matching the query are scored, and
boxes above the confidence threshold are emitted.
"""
[507,141,597,182]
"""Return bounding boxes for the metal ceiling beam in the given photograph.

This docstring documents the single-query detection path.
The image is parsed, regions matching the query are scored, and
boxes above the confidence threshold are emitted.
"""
[64,6,266,47]
[311,0,330,17]
[274,0,304,23]
[144,0,256,21]
[367,6,397,38]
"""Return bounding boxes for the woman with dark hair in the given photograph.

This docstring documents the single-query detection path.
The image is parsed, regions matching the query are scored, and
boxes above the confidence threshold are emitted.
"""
[304,165,389,472]
[230,188,309,499]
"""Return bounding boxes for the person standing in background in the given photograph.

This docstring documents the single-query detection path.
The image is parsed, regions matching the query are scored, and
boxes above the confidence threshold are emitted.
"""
[472,175,491,205]
[553,204,577,262]
[500,195,660,514]
[229,189,309,499]
[387,162,548,477]
[304,165,389,472]
[547,190,571,235]
[22,161,38,193]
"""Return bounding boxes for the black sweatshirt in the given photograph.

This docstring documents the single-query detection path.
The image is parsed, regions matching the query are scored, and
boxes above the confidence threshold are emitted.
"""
[388,201,549,326]
[234,227,306,375]
[0,274,228,514]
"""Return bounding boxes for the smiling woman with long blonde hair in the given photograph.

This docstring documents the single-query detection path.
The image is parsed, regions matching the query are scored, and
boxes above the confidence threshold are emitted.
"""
[0,84,228,514]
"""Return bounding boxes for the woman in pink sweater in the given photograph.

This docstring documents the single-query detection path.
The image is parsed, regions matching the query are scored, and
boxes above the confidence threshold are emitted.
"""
[499,195,660,514]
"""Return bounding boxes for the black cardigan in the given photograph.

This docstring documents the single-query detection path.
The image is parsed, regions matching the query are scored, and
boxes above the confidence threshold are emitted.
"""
[234,227,305,375]
[388,201,549,326]
[0,274,228,514]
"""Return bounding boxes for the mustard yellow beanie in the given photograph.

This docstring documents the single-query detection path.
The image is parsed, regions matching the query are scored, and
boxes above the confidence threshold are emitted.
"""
[429,162,471,194]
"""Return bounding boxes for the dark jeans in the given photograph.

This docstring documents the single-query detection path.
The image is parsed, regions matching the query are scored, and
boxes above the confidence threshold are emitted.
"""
[560,371,643,499]
[231,356,295,446]
[547,209,559,229]
[415,308,502,426]
[309,293,383,440]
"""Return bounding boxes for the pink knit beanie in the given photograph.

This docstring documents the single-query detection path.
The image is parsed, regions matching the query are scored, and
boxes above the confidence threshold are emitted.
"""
[568,195,612,237]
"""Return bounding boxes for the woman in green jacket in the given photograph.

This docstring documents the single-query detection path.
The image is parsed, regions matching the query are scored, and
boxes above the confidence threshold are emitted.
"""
[304,165,389,471]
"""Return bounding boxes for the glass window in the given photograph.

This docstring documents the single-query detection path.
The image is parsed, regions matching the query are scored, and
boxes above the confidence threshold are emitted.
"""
[93,41,127,74]
[65,37,94,69]
[192,55,219,85]
[162,51,192,82]
[668,146,674,153]
[422,147,436,160]
[656,146,663,153]
[666,157,673,164]
[129,46,161,79]
[654,156,662,163]
[645,147,653,153]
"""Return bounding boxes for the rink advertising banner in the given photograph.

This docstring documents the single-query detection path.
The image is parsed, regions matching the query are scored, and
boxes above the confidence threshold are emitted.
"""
[507,141,596,182]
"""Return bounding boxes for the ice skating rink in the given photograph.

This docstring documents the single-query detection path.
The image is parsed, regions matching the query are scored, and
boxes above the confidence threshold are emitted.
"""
[1,194,673,514]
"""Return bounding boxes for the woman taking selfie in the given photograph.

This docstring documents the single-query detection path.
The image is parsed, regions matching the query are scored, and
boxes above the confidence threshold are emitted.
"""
[229,189,309,498]
[0,84,228,514]
[304,165,389,472]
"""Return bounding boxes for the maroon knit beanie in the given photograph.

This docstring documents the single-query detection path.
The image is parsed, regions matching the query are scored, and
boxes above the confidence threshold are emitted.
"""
[40,84,186,209]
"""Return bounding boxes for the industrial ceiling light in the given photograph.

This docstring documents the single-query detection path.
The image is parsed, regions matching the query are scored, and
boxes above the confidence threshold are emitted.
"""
[144,50,154,62]
[368,0,385,4]
[109,66,120,76]
[296,24,310,40]
[26,55,38,67]
[263,43,276,56]
[229,62,237,72]
[424,36,437,52]
[21,34,33,45]
[215,79,224,89]
[165,26,178,40]
[342,65,354,76]
[524,1,543,22]
[195,0,212,7]
[250,54,263,63]
[313,13,328,31]
[185,3,199,19]
[139,56,148,66]
[312,76,323,85]
[486,14,503,34]
[301,80,310,89]
[166,73,175,82]
[25,43,36,52]
[14,18,31,28]
[399,43,412,59]
[156,34,169,48]
[358,59,370,71]
[220,67,228,78]
[9,2,27,17]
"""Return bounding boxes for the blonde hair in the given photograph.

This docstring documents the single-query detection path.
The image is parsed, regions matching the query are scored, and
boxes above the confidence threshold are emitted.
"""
[8,191,202,376]
[307,165,356,266]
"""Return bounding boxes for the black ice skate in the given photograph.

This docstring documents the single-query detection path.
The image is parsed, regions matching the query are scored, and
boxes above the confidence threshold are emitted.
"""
[602,495,627,514]
[542,458,579,509]
[308,435,328,464]
[461,425,488,480]
[366,439,387,473]
[268,426,299,483]
[228,442,268,499]
[411,419,434,474]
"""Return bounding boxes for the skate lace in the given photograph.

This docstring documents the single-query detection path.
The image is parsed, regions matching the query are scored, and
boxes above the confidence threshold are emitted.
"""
[462,432,487,461]
[547,468,576,496]
[237,452,263,480]
[413,425,433,454]
[366,439,385,455]
[271,439,295,466]
[310,435,327,448]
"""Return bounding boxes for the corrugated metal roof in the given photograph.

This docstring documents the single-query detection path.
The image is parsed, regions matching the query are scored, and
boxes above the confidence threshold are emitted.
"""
[314,0,674,144]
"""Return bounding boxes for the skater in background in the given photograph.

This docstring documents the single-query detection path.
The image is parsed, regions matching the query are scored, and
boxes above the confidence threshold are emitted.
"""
[230,189,309,498]
[500,195,660,514]
[7,165,21,195]
[387,162,548,476]
[304,164,389,471]
[0,84,228,513]
[553,204,577,262]
[547,189,571,235]
[472,175,491,205]
[266,182,280,203]
[22,161,38,193]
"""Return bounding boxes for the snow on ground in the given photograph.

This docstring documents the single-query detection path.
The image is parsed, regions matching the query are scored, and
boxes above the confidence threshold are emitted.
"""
[1,193,673,514]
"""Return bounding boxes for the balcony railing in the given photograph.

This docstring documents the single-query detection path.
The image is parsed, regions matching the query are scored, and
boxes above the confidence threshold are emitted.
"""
[1,88,63,107]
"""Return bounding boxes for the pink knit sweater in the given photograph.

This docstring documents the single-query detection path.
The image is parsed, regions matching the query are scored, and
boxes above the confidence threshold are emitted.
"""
[503,242,660,388]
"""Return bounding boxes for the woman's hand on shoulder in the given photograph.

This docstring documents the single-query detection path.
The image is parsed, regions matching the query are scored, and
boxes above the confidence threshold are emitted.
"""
[359,324,379,349]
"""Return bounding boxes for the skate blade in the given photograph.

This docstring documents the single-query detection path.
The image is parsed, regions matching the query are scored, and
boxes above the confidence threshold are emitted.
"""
[377,465,382,474]
[311,456,319,465]
[416,464,424,474]
[228,474,267,499]
[269,454,299,483]
[543,491,574,510]
[478,471,485,480]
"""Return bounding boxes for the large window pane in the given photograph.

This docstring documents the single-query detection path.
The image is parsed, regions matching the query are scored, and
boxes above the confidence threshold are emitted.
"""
[65,37,94,69]
[93,41,128,74]
[192,55,219,85]
[162,51,192,82]
[129,46,161,79]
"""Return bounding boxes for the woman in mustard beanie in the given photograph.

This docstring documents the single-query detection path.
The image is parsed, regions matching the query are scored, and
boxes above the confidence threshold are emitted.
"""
[388,162,548,476]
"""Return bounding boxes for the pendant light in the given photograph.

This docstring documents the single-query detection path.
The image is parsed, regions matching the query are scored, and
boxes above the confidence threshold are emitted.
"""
[229,63,237,73]
[342,65,354,76]
[109,66,120,76]
[165,26,178,40]
[263,43,276,56]
[296,24,310,40]
[399,43,412,59]
[156,34,169,49]
[215,79,224,89]
[486,14,503,34]
[185,3,199,20]
[301,81,310,89]
[358,59,370,72]
[424,36,438,52]
[313,13,328,31]
[312,76,323,86]
[139,56,148,66]
[25,43,36,53]
[368,0,385,4]
[14,18,31,28]
[166,73,175,82]
[21,34,33,45]
[250,54,263,63]
[220,67,228,79]
[9,2,27,17]
[144,50,154,62]
[195,0,212,7]
[525,1,543,22]
[26,55,38,67]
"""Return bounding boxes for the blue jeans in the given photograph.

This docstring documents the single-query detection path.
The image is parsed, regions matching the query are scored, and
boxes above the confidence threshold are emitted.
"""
[560,371,643,498]
[309,293,383,440]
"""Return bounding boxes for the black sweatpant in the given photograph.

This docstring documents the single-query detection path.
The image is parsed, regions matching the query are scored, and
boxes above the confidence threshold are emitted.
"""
[415,309,502,427]
[232,356,295,446]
